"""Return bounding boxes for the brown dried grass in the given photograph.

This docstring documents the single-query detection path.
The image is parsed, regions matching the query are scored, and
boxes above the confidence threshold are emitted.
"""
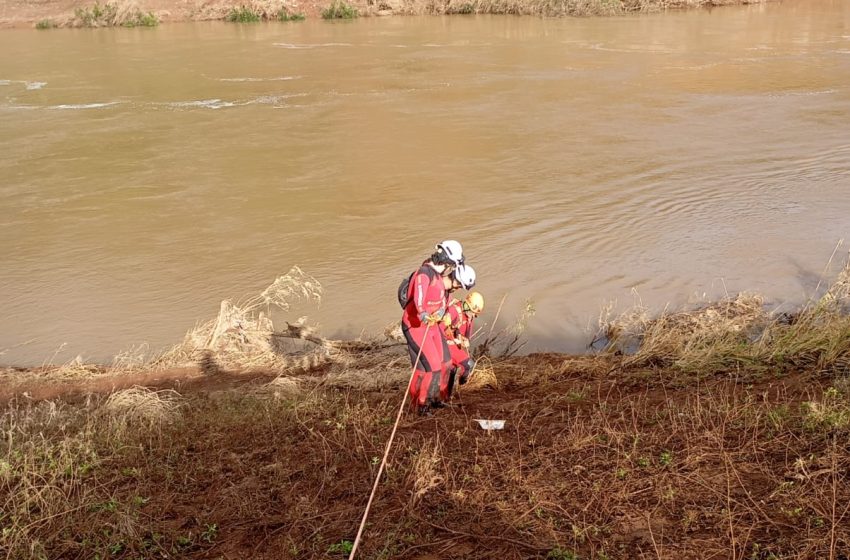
[598,255,850,377]
[462,356,499,391]
[102,386,183,429]
[409,439,445,506]
[251,375,302,399]
[152,266,324,371]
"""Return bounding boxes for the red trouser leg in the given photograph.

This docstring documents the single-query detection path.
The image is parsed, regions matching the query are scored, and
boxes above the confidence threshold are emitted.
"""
[436,331,452,402]
[448,344,469,371]
[403,322,444,407]
[442,344,462,400]
[408,369,425,406]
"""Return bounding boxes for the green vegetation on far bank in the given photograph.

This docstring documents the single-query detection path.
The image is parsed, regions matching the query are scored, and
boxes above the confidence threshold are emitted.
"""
[278,9,307,21]
[20,0,769,29]
[224,5,262,22]
[224,5,306,22]
[71,2,158,27]
[322,0,358,19]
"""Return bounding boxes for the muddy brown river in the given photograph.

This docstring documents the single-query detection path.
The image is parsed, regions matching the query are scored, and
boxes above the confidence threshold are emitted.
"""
[1,1,849,364]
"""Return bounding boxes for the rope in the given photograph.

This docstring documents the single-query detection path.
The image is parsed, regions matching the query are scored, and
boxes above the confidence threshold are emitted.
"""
[348,322,431,560]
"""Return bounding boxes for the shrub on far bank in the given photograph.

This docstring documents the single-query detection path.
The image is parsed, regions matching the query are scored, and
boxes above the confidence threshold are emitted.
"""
[448,2,476,14]
[71,2,158,27]
[35,19,56,29]
[322,0,358,19]
[225,5,306,22]
[278,8,306,21]
[124,11,158,26]
[225,5,262,22]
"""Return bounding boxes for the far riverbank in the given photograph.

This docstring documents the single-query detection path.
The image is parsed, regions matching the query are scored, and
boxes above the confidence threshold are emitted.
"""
[0,0,768,29]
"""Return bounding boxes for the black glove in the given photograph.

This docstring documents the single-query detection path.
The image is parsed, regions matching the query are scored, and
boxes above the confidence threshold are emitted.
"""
[459,358,474,385]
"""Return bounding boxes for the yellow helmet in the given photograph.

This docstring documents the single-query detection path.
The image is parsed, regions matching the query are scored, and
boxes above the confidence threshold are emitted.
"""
[464,291,484,315]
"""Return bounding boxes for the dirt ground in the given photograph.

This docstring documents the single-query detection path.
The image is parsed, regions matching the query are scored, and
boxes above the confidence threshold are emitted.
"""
[3,353,849,560]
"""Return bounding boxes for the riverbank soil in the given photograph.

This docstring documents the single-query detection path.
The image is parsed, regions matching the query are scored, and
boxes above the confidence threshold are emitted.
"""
[0,0,767,28]
[2,351,849,559]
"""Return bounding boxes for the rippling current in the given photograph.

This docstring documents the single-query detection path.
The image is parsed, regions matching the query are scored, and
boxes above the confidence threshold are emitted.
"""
[1,1,849,364]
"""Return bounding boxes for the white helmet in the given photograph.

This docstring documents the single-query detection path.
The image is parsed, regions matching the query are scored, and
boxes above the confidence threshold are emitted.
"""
[454,264,476,290]
[436,240,464,266]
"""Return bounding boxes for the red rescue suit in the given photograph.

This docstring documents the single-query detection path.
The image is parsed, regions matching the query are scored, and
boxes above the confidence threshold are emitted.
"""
[401,264,451,408]
[443,298,476,397]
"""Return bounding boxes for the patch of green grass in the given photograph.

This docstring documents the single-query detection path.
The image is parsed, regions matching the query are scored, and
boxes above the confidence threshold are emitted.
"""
[225,5,262,22]
[321,0,358,19]
[659,450,673,467]
[277,8,306,20]
[131,495,149,507]
[35,19,56,29]
[327,539,354,554]
[200,523,218,543]
[175,534,193,549]
[547,548,579,560]
[120,466,139,477]
[566,390,586,403]
[767,404,790,430]
[90,498,118,513]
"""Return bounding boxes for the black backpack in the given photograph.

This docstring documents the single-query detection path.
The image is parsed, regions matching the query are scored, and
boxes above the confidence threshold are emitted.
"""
[397,272,415,309]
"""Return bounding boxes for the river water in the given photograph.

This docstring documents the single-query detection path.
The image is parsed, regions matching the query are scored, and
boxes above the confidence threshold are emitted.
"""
[1,1,849,365]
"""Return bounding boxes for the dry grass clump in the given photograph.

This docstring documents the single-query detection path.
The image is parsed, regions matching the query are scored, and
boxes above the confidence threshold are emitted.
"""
[599,292,767,372]
[758,258,850,374]
[103,386,183,427]
[50,354,104,379]
[599,255,850,377]
[462,356,499,390]
[153,266,325,371]
[0,401,99,558]
[110,344,149,372]
[251,375,302,400]
[801,387,850,432]
[409,439,444,506]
